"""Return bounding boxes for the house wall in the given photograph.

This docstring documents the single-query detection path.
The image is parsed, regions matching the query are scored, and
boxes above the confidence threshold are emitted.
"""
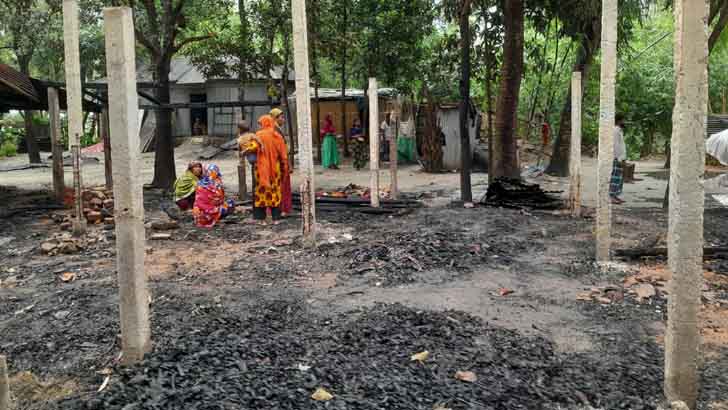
[438,108,478,170]
[168,81,276,139]
[170,85,204,137]
[289,97,391,148]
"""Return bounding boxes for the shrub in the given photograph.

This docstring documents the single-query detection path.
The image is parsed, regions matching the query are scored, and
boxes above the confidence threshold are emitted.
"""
[0,141,18,157]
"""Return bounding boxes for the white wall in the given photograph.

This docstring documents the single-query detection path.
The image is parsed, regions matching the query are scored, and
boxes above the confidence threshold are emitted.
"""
[439,108,478,170]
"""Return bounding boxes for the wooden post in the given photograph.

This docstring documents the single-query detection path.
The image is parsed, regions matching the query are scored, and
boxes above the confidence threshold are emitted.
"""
[569,72,582,217]
[238,160,247,201]
[101,108,113,190]
[664,0,708,407]
[0,355,8,410]
[291,0,316,243]
[369,78,380,207]
[104,6,151,365]
[390,100,400,200]
[596,0,618,263]
[63,0,86,236]
[48,87,65,203]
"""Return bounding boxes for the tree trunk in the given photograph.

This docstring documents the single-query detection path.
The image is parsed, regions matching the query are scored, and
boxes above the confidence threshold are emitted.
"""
[459,0,472,202]
[19,60,41,163]
[492,0,524,179]
[545,33,599,176]
[314,77,322,163]
[640,128,655,158]
[151,57,176,189]
[281,37,295,168]
[22,111,41,163]
[484,33,495,183]
[341,0,349,157]
[421,85,443,173]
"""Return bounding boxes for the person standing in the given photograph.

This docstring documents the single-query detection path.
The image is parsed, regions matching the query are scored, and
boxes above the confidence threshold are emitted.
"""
[350,118,367,170]
[253,115,289,223]
[610,115,627,204]
[321,113,340,169]
[238,121,261,213]
[270,108,293,217]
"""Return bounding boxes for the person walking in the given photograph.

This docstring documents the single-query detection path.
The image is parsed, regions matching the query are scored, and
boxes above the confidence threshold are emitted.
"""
[610,115,627,205]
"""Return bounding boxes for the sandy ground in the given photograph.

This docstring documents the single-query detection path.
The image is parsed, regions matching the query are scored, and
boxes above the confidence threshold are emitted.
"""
[6,139,725,208]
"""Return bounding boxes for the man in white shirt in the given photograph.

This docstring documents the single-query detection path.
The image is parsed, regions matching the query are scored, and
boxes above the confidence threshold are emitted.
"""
[610,115,627,204]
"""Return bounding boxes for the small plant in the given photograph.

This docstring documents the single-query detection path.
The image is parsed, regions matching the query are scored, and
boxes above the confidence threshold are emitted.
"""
[0,141,18,157]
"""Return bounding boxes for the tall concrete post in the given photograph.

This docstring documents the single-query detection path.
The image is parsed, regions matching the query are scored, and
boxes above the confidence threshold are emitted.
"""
[664,0,708,406]
[0,355,8,410]
[595,0,618,262]
[569,72,582,217]
[101,108,113,190]
[369,78,380,208]
[48,88,65,203]
[104,6,151,365]
[62,0,86,236]
[291,0,316,243]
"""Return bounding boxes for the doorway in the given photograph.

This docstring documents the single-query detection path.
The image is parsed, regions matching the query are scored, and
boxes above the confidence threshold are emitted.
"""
[190,93,207,136]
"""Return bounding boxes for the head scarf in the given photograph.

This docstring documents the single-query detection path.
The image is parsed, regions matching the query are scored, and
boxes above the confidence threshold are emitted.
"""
[198,163,223,189]
[270,108,284,119]
[255,115,288,189]
[322,114,335,135]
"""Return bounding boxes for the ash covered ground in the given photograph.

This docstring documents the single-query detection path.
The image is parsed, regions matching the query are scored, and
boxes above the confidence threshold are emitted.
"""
[1,185,727,409]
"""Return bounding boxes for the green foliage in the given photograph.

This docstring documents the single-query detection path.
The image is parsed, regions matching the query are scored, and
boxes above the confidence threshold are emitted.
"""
[0,141,18,157]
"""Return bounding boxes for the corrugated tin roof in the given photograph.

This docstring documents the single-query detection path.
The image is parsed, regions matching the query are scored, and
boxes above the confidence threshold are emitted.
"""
[289,87,398,101]
[90,57,295,85]
[0,64,41,102]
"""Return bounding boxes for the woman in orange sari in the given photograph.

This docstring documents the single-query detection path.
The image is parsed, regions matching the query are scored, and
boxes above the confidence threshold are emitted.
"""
[270,108,293,216]
[253,115,289,222]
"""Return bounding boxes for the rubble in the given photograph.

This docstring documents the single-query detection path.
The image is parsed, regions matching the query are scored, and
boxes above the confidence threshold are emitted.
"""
[40,234,85,256]
[482,178,563,210]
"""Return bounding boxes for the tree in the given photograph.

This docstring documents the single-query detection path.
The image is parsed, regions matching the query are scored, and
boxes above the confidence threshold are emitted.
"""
[492,0,523,179]
[0,0,57,163]
[111,0,229,189]
[544,0,646,176]
[459,0,472,201]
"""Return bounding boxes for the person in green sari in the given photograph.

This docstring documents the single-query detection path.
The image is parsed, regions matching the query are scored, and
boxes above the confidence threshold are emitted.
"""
[320,113,340,169]
[173,161,203,210]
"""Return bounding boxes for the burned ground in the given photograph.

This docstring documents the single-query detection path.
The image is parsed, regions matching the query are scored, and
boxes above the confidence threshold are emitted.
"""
[1,185,727,409]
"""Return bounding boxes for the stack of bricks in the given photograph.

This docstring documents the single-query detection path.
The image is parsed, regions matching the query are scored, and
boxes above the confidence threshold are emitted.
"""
[81,188,115,225]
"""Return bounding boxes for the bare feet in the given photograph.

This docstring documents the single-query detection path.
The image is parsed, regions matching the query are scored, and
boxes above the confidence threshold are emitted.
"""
[610,197,624,205]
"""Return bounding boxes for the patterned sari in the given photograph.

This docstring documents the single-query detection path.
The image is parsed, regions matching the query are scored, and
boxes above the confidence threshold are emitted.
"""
[253,116,288,219]
[193,164,235,228]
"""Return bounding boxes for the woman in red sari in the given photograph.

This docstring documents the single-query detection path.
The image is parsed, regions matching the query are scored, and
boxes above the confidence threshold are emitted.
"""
[270,108,293,216]
[192,164,235,228]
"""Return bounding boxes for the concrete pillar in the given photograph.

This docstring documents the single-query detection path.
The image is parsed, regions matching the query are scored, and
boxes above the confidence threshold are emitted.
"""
[62,0,86,236]
[569,72,582,217]
[369,78,380,208]
[0,355,8,410]
[291,0,316,243]
[101,108,113,190]
[103,6,151,365]
[48,87,65,203]
[595,0,618,262]
[664,0,709,406]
